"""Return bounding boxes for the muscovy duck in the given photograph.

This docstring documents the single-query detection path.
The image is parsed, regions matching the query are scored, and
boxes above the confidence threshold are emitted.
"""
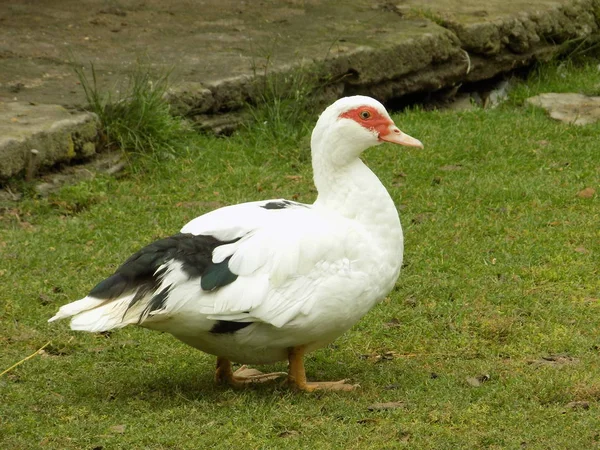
[49,95,423,391]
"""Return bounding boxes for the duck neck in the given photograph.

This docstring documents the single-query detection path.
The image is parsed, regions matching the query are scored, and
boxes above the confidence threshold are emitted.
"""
[313,156,400,230]
[312,155,404,291]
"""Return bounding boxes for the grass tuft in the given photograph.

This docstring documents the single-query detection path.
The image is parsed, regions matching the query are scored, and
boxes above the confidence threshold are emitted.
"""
[244,56,331,158]
[73,62,191,159]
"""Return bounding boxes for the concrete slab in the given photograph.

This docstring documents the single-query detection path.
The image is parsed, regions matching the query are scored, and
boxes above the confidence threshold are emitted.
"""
[0,0,598,179]
[0,102,98,179]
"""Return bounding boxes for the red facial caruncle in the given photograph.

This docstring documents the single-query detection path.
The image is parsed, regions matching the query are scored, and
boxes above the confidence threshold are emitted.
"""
[339,106,391,137]
[340,105,424,148]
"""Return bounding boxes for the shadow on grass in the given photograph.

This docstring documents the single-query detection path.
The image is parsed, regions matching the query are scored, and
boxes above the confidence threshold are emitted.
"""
[72,356,373,405]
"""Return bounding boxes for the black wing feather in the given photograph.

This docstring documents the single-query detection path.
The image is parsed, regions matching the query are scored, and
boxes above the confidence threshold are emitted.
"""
[88,234,240,317]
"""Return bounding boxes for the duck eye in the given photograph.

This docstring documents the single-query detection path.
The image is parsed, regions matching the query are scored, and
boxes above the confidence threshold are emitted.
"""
[359,110,372,120]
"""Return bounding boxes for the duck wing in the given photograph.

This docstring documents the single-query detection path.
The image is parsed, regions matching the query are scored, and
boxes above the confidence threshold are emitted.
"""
[49,199,367,332]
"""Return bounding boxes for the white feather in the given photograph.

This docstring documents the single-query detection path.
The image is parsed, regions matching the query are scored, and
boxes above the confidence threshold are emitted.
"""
[69,293,136,332]
[48,296,107,323]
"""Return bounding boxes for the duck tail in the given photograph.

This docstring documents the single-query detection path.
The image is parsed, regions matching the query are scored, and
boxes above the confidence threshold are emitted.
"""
[48,294,136,332]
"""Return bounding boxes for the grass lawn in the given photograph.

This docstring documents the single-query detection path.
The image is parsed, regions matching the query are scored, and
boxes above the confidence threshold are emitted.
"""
[1,61,599,449]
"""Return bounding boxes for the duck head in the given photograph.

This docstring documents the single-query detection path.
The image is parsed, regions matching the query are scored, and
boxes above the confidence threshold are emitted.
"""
[311,95,423,167]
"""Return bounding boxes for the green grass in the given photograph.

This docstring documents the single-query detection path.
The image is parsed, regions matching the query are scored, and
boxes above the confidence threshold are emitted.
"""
[1,60,599,449]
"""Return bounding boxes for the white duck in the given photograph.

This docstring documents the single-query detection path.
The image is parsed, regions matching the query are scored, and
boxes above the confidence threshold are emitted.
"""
[49,95,423,391]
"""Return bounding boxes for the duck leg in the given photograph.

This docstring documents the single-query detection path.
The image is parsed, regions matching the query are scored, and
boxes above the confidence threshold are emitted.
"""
[287,346,358,392]
[215,357,286,387]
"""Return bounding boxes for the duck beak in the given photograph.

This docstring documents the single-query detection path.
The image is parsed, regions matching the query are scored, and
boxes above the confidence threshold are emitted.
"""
[379,125,423,148]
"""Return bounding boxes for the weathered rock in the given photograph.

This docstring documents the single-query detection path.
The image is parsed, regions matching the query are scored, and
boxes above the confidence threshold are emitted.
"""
[0,0,599,171]
[334,28,466,100]
[165,82,214,116]
[484,80,511,108]
[0,102,98,179]
[1,1,598,117]
[526,93,600,125]
[33,151,124,197]
[408,0,599,84]
[191,112,249,136]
